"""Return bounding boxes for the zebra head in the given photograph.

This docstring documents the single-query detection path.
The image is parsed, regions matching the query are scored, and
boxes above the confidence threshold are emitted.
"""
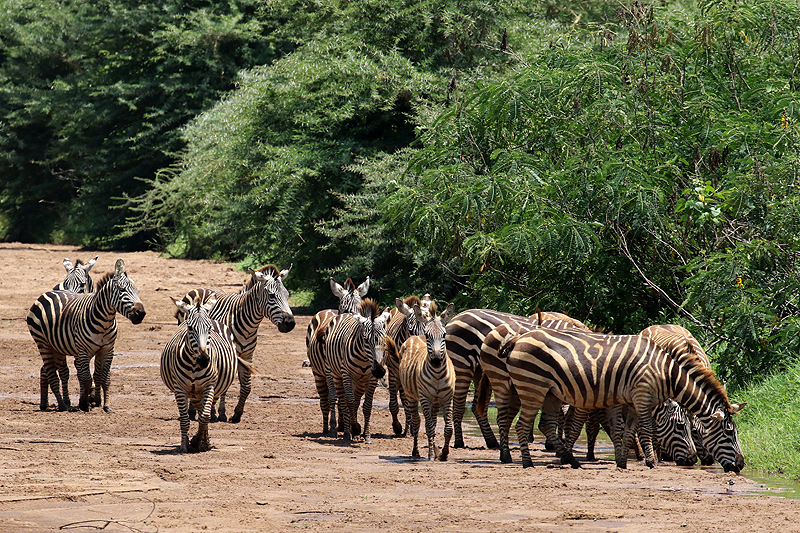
[251,264,295,333]
[330,276,369,314]
[357,299,389,379]
[174,296,216,369]
[698,401,746,473]
[415,302,455,368]
[107,259,146,324]
[394,296,432,338]
[59,255,98,293]
[653,400,698,466]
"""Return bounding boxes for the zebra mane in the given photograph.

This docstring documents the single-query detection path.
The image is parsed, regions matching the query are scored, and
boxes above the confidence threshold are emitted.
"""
[403,295,421,307]
[663,343,734,412]
[72,258,86,266]
[94,271,116,290]
[358,298,379,320]
[342,278,356,292]
[243,264,281,290]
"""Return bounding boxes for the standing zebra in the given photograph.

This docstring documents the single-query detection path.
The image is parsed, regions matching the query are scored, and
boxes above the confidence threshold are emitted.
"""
[177,264,294,423]
[324,299,390,444]
[395,303,456,460]
[306,276,370,436]
[161,297,247,453]
[500,328,745,471]
[27,259,146,412]
[42,255,100,409]
[54,256,98,293]
[475,313,592,464]
[385,294,436,436]
[640,324,715,465]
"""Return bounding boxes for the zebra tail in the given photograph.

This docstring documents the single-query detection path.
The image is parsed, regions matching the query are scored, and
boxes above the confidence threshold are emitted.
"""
[237,356,256,376]
[474,373,492,419]
[384,336,399,364]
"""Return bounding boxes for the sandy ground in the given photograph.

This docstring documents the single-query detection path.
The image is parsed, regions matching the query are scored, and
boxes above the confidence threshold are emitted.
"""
[0,242,798,533]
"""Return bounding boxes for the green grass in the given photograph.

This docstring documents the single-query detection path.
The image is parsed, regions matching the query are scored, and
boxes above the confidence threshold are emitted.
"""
[736,359,800,480]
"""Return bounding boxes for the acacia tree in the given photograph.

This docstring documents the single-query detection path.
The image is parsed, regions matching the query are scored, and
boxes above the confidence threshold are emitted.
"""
[369,0,800,387]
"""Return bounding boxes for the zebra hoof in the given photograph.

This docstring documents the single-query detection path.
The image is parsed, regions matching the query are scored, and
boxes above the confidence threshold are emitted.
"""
[78,401,90,412]
[454,438,465,449]
[217,413,227,423]
[230,413,242,424]
[439,450,449,461]
[544,440,556,451]
[103,406,113,413]
[500,450,513,463]
[522,460,534,468]
[485,437,500,450]
[392,421,403,436]
[351,422,362,437]
[586,453,596,462]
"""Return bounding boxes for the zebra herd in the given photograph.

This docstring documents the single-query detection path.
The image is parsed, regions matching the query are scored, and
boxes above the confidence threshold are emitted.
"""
[26,258,746,473]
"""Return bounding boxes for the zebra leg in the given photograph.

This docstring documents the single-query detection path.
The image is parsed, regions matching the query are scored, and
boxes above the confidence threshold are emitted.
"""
[39,365,49,411]
[74,354,93,412]
[493,382,515,463]
[470,367,500,449]
[95,352,114,412]
[400,386,412,437]
[586,409,602,461]
[515,404,540,468]
[313,366,332,436]
[563,407,590,460]
[342,374,356,444]
[421,397,438,461]
[408,398,421,458]
[216,395,226,422]
[451,366,472,449]
[56,358,71,408]
[361,378,377,444]
[174,391,191,453]
[635,405,657,468]
[230,357,252,423]
[190,388,215,453]
[326,368,338,437]
[440,396,454,461]
[388,371,403,436]
[541,395,579,468]
[617,408,639,469]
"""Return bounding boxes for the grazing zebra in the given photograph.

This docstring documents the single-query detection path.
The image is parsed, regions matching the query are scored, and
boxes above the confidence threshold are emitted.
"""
[324,299,391,444]
[177,264,295,423]
[27,259,146,412]
[394,303,456,460]
[639,324,715,465]
[566,400,699,466]
[385,294,436,436]
[54,256,98,293]
[306,276,370,436]
[474,313,592,463]
[161,297,248,453]
[499,328,745,471]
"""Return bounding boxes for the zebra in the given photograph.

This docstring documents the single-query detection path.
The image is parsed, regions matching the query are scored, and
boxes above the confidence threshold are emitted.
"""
[566,400,699,466]
[474,313,592,463]
[394,302,456,460]
[54,256,98,293]
[324,299,391,444]
[161,296,248,453]
[639,324,715,465]
[43,255,100,408]
[306,276,370,436]
[385,293,436,436]
[27,259,146,412]
[177,264,295,423]
[498,328,746,471]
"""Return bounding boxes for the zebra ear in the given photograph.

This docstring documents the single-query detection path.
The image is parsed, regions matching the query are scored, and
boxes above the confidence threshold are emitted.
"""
[62,258,74,272]
[710,409,725,421]
[439,303,456,325]
[252,270,270,283]
[83,255,99,271]
[114,259,125,277]
[330,278,346,298]
[412,303,426,324]
[171,297,190,313]
[357,277,370,297]
[396,298,411,317]
[730,402,747,414]
[202,296,217,312]
[279,264,292,281]
[356,314,371,328]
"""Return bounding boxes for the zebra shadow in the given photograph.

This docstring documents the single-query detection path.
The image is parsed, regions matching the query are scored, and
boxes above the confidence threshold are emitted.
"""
[293,431,397,447]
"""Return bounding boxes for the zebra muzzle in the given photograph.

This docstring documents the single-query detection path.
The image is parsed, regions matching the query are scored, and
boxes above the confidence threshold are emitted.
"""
[371,364,386,380]
[129,303,147,324]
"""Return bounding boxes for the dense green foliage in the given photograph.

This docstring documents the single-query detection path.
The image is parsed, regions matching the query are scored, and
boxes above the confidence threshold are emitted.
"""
[2,0,799,387]
[737,361,800,480]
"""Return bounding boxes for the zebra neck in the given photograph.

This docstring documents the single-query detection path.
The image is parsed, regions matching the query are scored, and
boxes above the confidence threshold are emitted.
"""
[667,362,723,418]
[86,282,118,327]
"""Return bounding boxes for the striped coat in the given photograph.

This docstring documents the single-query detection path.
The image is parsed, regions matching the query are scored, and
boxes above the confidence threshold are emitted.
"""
[177,264,295,423]
[324,299,390,444]
[396,303,456,460]
[27,259,146,412]
[54,256,98,293]
[502,328,745,471]
[305,277,369,436]
[385,294,435,436]
[161,297,244,453]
